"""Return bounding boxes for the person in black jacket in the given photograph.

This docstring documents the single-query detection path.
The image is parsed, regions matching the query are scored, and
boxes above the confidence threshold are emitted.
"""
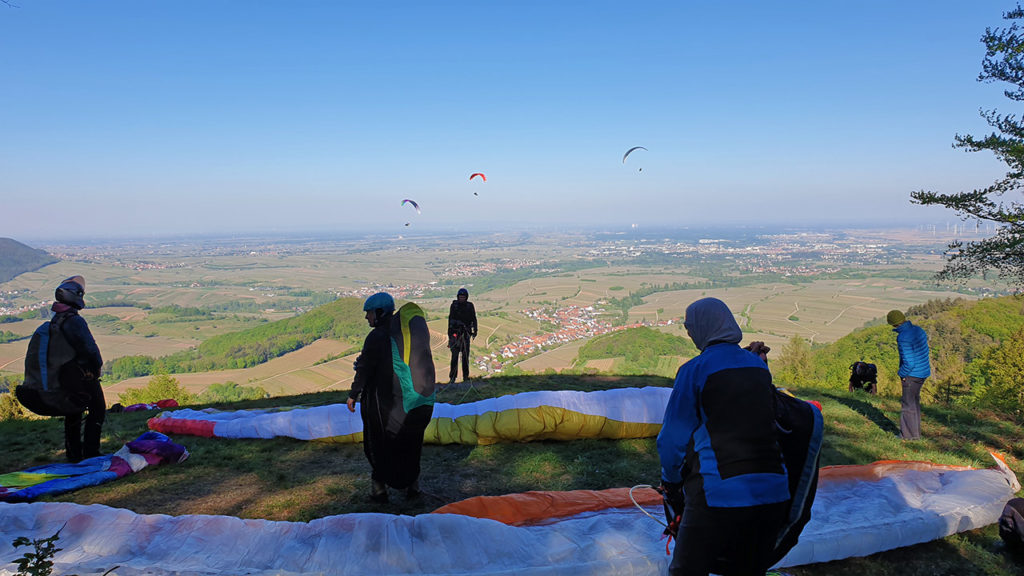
[447,288,477,384]
[51,276,105,462]
[346,292,434,503]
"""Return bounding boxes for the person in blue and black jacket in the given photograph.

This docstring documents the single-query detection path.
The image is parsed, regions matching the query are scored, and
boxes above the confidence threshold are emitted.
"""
[657,297,790,576]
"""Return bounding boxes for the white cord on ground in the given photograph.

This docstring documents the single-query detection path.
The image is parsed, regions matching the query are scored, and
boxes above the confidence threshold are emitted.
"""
[630,484,667,528]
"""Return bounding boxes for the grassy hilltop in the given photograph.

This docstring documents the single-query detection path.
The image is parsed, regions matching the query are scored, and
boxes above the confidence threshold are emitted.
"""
[4,295,1024,574]
[1,372,1022,575]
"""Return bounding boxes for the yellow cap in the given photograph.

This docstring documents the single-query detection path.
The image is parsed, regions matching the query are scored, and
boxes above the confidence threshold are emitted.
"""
[886,310,905,326]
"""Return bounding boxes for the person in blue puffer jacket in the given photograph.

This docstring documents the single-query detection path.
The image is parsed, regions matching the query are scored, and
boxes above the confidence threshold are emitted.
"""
[657,297,790,576]
[887,309,930,440]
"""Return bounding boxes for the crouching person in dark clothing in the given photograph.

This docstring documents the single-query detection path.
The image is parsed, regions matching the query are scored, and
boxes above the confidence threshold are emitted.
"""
[658,297,790,576]
[53,276,105,462]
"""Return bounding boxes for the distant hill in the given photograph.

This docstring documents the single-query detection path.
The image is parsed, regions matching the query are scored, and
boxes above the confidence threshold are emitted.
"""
[0,238,58,283]
[103,297,369,381]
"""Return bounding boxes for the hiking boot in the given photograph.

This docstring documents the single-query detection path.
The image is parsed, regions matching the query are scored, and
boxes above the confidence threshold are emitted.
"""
[369,480,388,503]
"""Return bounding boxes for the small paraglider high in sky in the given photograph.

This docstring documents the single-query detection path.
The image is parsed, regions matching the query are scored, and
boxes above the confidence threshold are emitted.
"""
[470,173,486,195]
[402,198,420,227]
[622,146,647,172]
[401,198,421,214]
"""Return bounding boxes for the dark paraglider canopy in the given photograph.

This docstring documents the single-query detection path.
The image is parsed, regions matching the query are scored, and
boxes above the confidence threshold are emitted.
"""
[622,146,647,164]
[401,198,421,214]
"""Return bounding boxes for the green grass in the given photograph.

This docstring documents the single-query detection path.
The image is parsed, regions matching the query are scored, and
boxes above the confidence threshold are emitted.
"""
[2,374,1023,575]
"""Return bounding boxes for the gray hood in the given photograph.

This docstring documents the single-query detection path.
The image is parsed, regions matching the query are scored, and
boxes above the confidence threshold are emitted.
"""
[684,297,742,351]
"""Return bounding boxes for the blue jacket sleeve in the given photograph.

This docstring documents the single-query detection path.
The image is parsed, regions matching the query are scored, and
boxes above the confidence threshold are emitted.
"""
[657,362,701,484]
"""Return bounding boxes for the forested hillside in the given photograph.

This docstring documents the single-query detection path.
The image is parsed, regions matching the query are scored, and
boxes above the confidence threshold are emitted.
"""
[0,238,57,283]
[772,295,1024,414]
[575,326,697,375]
[103,297,367,381]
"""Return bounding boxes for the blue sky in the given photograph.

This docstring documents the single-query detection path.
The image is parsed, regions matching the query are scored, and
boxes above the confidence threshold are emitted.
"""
[0,1,1017,240]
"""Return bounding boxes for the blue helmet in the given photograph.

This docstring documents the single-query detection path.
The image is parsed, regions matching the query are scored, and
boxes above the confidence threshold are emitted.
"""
[457,288,469,298]
[363,292,395,314]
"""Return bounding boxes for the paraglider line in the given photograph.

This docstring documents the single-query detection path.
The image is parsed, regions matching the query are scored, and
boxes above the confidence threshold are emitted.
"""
[630,484,667,528]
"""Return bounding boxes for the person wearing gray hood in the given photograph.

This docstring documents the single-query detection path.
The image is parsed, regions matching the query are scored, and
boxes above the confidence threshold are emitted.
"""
[657,297,790,576]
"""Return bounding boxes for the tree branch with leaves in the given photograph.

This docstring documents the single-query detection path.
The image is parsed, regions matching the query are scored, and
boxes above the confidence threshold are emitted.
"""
[913,5,1024,285]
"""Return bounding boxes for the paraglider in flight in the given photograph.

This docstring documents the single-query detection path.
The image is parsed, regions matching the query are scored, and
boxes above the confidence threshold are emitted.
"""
[470,173,486,195]
[623,146,647,172]
[401,199,421,214]
[402,198,421,227]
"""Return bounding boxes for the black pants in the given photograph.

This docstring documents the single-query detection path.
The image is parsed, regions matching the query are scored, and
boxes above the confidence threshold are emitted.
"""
[62,366,105,462]
[362,404,433,490]
[449,335,470,382]
[669,501,789,576]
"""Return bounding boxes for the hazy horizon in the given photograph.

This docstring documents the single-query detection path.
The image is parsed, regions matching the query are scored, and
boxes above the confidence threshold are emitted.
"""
[1,1,1012,238]
[3,219,993,248]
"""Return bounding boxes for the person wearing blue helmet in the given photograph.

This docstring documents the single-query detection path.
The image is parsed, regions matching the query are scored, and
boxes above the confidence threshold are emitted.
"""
[346,292,433,503]
[447,288,477,384]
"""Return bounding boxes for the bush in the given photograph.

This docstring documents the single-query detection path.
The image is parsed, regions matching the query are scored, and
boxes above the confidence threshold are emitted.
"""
[118,374,195,406]
[0,391,25,421]
[197,382,268,403]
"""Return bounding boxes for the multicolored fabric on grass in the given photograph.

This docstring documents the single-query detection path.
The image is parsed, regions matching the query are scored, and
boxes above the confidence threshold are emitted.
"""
[0,432,189,502]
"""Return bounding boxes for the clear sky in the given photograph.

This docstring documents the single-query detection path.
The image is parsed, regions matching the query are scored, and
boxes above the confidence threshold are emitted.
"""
[0,1,1018,240]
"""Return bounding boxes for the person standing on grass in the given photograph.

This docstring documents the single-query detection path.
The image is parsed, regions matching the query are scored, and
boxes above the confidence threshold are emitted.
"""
[346,292,434,503]
[657,297,790,576]
[447,288,477,384]
[53,276,105,463]
[887,309,930,441]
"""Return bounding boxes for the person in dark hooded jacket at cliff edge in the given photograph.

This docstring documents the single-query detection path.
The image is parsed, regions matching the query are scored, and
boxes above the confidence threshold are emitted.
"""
[447,288,477,384]
[657,297,790,576]
[52,276,105,463]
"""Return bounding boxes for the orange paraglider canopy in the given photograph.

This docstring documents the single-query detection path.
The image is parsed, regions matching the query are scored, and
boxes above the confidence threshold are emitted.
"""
[432,487,661,526]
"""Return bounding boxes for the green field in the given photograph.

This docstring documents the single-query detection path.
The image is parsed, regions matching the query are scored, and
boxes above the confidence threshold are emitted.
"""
[0,229,994,398]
